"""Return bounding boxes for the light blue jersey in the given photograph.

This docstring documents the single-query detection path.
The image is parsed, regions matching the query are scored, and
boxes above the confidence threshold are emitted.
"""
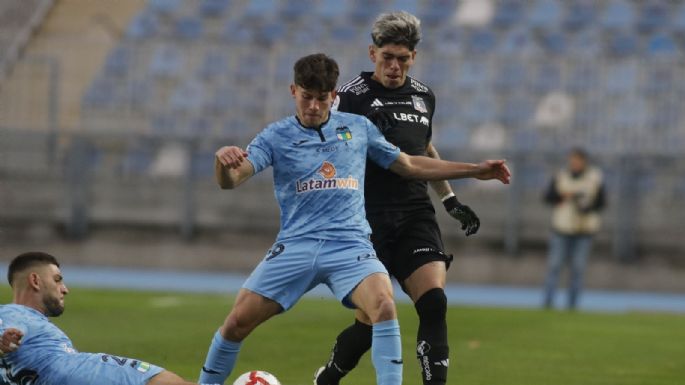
[247,111,401,241]
[0,304,163,385]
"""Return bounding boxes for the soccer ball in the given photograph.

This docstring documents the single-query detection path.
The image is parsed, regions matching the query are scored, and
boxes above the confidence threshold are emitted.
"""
[232,370,281,385]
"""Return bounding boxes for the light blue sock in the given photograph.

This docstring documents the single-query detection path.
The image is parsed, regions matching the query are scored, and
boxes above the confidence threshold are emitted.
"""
[372,319,403,385]
[198,330,242,384]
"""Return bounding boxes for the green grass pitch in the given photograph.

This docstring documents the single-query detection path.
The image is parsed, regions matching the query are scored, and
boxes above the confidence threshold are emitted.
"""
[2,287,683,385]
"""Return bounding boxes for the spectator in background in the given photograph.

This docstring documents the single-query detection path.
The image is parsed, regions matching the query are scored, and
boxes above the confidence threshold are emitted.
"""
[542,148,606,310]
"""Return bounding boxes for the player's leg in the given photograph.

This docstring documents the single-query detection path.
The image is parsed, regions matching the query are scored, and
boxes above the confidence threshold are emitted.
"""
[349,272,403,385]
[542,232,567,308]
[568,235,592,310]
[148,370,211,385]
[401,261,448,385]
[199,289,282,384]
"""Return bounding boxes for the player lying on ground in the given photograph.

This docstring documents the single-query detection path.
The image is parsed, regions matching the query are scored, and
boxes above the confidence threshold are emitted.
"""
[200,53,510,385]
[316,11,481,385]
[0,251,214,385]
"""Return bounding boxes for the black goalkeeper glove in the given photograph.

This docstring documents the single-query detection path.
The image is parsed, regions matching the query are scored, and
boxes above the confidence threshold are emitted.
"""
[443,196,480,236]
[366,108,397,133]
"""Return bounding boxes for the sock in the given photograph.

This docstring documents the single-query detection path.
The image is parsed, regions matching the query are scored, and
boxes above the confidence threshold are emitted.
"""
[317,320,372,385]
[198,330,242,384]
[371,319,403,385]
[415,288,449,385]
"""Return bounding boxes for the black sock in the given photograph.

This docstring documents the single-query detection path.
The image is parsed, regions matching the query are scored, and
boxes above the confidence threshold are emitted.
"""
[415,288,449,385]
[317,319,372,385]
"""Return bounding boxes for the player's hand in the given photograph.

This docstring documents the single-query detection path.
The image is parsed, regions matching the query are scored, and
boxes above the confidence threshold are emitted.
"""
[366,108,397,133]
[475,160,511,184]
[0,328,23,354]
[216,146,248,170]
[443,196,480,236]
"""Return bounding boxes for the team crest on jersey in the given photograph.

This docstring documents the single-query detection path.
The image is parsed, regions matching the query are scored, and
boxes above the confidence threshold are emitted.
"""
[336,126,352,141]
[296,161,359,193]
[412,95,428,113]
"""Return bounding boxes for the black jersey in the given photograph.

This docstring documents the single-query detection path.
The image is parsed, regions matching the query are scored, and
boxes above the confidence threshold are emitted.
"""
[334,71,436,213]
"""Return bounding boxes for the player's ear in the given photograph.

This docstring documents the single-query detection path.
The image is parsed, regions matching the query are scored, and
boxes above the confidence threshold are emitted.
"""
[290,84,297,98]
[330,90,337,101]
[27,272,41,291]
[368,45,376,63]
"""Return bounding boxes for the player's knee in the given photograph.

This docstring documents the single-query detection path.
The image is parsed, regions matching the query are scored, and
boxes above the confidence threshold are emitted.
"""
[371,295,397,323]
[415,288,447,322]
[221,312,254,342]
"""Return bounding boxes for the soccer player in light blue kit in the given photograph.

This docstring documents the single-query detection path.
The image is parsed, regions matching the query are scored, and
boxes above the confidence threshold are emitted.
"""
[0,251,212,385]
[201,53,510,385]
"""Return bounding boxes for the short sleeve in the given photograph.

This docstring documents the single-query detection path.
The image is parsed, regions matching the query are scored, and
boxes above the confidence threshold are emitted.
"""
[246,130,273,174]
[365,118,400,169]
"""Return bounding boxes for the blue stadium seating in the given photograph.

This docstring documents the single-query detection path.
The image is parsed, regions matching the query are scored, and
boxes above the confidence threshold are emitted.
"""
[170,80,205,113]
[149,45,183,79]
[221,22,254,44]
[537,29,567,55]
[646,32,678,58]
[672,3,685,35]
[530,62,562,93]
[317,0,349,22]
[498,27,540,55]
[257,22,287,45]
[608,97,648,130]
[243,0,276,20]
[606,30,639,57]
[465,28,497,54]
[174,16,203,40]
[600,0,635,31]
[603,61,639,96]
[454,58,490,92]
[642,64,676,96]
[494,59,527,91]
[568,27,602,57]
[492,0,526,29]
[527,0,562,30]
[148,0,182,16]
[103,45,132,78]
[125,13,158,39]
[566,61,599,94]
[418,0,455,27]
[392,0,419,16]
[499,95,533,127]
[563,0,596,31]
[197,49,229,81]
[198,0,230,18]
[636,1,669,33]
[279,0,312,20]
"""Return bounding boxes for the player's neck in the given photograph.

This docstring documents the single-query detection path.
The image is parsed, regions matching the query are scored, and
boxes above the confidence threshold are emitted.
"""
[295,113,330,130]
[13,292,47,316]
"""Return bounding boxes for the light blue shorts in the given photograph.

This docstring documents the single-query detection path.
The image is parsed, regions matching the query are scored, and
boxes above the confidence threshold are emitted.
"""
[243,237,388,311]
[41,353,164,385]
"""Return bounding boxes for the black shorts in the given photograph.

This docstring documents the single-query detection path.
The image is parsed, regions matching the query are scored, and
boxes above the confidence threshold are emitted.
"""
[368,209,453,283]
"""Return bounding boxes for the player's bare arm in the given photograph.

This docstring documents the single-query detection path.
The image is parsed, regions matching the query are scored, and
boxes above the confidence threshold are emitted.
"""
[215,146,254,189]
[425,142,454,197]
[389,152,511,184]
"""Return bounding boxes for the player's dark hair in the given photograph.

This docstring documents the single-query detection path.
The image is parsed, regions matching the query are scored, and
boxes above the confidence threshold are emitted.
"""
[371,11,422,50]
[8,252,60,286]
[570,147,588,160]
[293,53,339,92]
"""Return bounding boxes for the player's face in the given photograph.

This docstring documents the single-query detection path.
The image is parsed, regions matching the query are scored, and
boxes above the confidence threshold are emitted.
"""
[290,85,336,127]
[39,264,69,317]
[568,153,587,174]
[369,43,416,89]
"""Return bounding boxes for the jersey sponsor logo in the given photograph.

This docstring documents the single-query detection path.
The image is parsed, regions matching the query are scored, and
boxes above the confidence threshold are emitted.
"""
[349,83,369,95]
[412,95,428,113]
[410,78,429,93]
[393,112,430,126]
[296,162,359,193]
[357,252,378,261]
[292,139,309,146]
[335,126,352,141]
[371,98,384,107]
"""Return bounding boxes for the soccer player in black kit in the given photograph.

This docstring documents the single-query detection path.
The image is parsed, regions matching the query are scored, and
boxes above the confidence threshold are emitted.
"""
[315,11,483,385]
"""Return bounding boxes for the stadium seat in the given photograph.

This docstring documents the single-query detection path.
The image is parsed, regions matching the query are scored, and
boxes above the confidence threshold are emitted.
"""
[491,0,525,29]
[454,58,491,92]
[498,27,540,55]
[82,77,119,109]
[197,49,229,81]
[671,3,685,35]
[608,97,648,130]
[206,86,238,115]
[119,145,154,176]
[649,99,681,130]
[147,0,182,16]
[537,29,567,55]
[461,91,496,125]
[125,13,159,40]
[568,27,602,58]
[499,94,534,127]
[600,0,635,31]
[329,23,359,43]
[419,0,456,27]
[350,0,384,25]
[198,0,230,18]
[646,32,679,58]
[317,0,349,22]
[103,45,132,78]
[494,59,527,91]
[279,0,312,20]
[465,28,497,54]
[603,60,639,96]
[257,22,287,45]
[527,0,563,31]
[605,30,639,57]
[392,0,419,16]
[243,0,277,20]
[221,22,255,44]
[170,80,206,114]
[636,0,670,33]
[574,95,603,130]
[642,63,676,96]
[436,26,463,53]
[565,60,599,94]
[174,16,204,40]
[148,45,183,79]
[150,113,178,135]
[563,0,596,31]
[530,62,562,93]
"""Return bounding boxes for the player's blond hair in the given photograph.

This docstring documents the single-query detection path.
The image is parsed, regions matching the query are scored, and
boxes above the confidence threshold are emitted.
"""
[371,11,422,50]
